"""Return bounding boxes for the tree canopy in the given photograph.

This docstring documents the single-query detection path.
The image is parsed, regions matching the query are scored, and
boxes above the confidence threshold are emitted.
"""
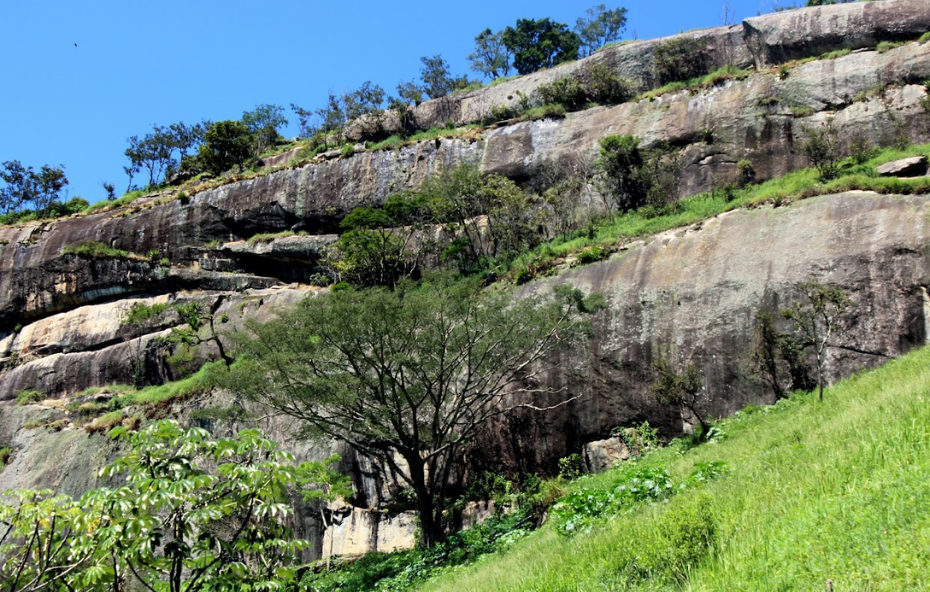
[225,275,604,546]
[0,420,315,592]
[575,5,628,56]
[502,18,582,75]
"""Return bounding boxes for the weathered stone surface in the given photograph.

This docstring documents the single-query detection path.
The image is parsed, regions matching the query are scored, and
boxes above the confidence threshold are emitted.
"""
[5,40,928,331]
[472,192,930,475]
[743,0,930,67]
[323,507,416,557]
[345,0,929,139]
[346,24,751,141]
[582,437,630,473]
[0,287,312,399]
[877,155,929,177]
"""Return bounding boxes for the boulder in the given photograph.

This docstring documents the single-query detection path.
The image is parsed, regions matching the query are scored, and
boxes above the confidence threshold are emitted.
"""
[582,437,630,472]
[877,155,929,177]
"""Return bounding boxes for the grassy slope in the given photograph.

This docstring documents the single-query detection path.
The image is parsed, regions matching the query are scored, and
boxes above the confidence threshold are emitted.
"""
[416,346,930,592]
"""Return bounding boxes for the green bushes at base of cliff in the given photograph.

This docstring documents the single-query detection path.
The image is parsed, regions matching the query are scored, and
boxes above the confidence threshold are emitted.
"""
[411,344,930,592]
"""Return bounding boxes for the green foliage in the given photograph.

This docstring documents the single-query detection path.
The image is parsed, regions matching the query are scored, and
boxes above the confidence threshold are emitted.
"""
[502,18,582,75]
[640,64,752,101]
[537,76,587,111]
[802,120,841,181]
[0,447,10,471]
[301,511,535,592]
[0,160,69,219]
[109,360,225,410]
[0,421,320,591]
[575,4,628,56]
[782,279,852,401]
[198,119,252,176]
[653,37,709,85]
[331,193,426,288]
[0,489,101,590]
[653,357,709,438]
[123,302,169,327]
[597,134,648,212]
[241,103,288,158]
[63,241,142,260]
[614,421,661,457]
[552,464,674,535]
[226,274,601,546]
[15,389,43,406]
[576,245,606,264]
[415,345,930,591]
[468,29,512,80]
[558,453,585,480]
[86,420,309,591]
[419,55,472,100]
[613,494,717,585]
[519,103,567,121]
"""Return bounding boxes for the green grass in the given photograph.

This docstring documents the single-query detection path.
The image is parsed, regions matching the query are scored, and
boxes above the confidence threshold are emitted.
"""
[247,230,307,244]
[0,447,11,471]
[505,142,930,281]
[108,361,225,409]
[639,65,753,101]
[366,125,482,152]
[85,188,150,213]
[877,40,907,53]
[415,344,930,592]
[62,241,145,260]
[15,390,44,406]
[519,103,567,121]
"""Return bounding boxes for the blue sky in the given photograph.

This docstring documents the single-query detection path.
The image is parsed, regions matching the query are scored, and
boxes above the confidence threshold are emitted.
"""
[1,0,776,202]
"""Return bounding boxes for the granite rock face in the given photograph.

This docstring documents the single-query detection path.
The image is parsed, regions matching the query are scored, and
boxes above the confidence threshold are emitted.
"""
[4,40,928,332]
[472,191,930,476]
[2,0,930,560]
[345,0,929,139]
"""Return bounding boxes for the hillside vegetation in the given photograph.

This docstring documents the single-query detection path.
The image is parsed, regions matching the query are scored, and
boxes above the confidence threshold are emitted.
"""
[407,344,930,591]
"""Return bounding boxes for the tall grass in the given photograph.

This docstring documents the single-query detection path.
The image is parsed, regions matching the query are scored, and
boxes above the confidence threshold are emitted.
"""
[417,344,930,592]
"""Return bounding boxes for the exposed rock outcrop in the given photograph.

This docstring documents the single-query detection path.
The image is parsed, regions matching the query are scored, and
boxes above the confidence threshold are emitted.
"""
[1,0,930,561]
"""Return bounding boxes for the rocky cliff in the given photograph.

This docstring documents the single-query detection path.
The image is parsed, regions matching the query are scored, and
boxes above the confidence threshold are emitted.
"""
[2,0,930,559]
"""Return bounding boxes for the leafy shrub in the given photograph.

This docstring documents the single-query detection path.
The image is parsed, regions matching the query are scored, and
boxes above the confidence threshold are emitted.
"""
[62,241,138,260]
[850,136,877,164]
[680,461,728,489]
[652,37,709,85]
[614,421,661,457]
[736,159,755,187]
[576,246,606,265]
[520,103,567,121]
[538,77,587,111]
[537,64,634,112]
[802,121,841,181]
[124,302,169,327]
[553,464,674,535]
[15,390,43,406]
[558,453,585,480]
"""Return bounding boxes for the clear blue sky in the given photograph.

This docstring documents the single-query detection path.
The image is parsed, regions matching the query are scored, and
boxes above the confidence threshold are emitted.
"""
[1,0,775,202]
